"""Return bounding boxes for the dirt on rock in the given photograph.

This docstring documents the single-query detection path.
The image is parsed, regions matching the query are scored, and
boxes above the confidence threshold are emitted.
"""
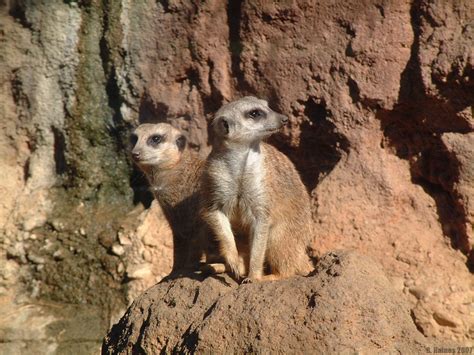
[103,251,433,354]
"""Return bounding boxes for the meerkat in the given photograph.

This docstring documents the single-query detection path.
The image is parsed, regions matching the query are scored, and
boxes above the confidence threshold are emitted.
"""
[130,123,210,272]
[201,96,314,283]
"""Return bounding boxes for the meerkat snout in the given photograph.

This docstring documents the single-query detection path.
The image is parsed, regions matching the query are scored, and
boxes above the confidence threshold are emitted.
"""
[131,151,141,161]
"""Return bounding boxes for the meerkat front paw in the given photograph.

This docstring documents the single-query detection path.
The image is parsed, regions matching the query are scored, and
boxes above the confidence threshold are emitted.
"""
[200,263,227,274]
[244,274,281,283]
[226,260,243,280]
[225,254,246,281]
[241,273,264,284]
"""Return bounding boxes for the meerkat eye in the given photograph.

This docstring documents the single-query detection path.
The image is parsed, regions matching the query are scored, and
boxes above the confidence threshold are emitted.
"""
[247,109,265,120]
[129,133,138,146]
[147,134,163,147]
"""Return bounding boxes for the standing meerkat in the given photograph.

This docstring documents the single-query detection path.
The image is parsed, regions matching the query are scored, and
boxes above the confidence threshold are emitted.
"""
[130,123,208,272]
[201,96,314,282]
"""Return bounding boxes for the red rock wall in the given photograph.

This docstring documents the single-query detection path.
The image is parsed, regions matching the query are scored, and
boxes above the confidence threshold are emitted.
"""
[108,0,473,341]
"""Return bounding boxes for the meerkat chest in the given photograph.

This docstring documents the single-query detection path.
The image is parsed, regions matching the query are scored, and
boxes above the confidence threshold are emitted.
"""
[239,149,265,198]
[216,149,267,220]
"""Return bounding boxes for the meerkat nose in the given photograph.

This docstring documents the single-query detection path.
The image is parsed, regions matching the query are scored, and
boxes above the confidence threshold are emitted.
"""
[280,114,289,125]
[132,152,141,161]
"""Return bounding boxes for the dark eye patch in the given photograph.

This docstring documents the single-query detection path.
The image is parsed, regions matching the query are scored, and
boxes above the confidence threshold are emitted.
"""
[147,134,163,147]
[129,133,138,146]
[176,135,186,151]
[246,108,266,120]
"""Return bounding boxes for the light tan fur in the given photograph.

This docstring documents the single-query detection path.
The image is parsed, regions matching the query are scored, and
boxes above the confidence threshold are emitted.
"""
[131,123,209,272]
[201,97,314,283]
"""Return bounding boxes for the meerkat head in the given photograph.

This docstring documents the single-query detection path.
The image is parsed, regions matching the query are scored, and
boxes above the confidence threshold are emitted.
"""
[130,123,187,171]
[211,96,288,145]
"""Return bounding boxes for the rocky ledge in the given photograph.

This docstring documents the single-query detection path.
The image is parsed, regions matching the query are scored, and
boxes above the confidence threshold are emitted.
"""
[102,251,435,353]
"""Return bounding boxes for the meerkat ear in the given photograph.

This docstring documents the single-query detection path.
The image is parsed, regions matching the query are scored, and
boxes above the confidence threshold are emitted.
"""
[176,135,186,151]
[213,116,230,136]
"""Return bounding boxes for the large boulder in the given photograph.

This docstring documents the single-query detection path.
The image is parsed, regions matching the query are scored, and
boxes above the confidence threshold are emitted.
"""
[103,251,430,353]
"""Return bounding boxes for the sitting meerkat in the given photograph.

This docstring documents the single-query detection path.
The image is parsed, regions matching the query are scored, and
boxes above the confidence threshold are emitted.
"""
[201,96,314,282]
[130,123,209,272]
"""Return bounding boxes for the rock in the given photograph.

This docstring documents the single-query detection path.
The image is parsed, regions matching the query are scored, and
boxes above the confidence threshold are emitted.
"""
[0,296,108,355]
[391,276,405,293]
[433,311,461,328]
[137,203,172,249]
[125,263,152,280]
[52,249,66,261]
[409,286,428,300]
[0,259,20,290]
[6,243,27,264]
[442,132,474,258]
[119,201,173,302]
[141,233,159,247]
[98,232,115,249]
[111,244,125,257]
[117,263,124,274]
[141,249,152,262]
[103,251,430,354]
[16,190,52,232]
[26,253,45,265]
[117,232,131,246]
[50,219,65,232]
